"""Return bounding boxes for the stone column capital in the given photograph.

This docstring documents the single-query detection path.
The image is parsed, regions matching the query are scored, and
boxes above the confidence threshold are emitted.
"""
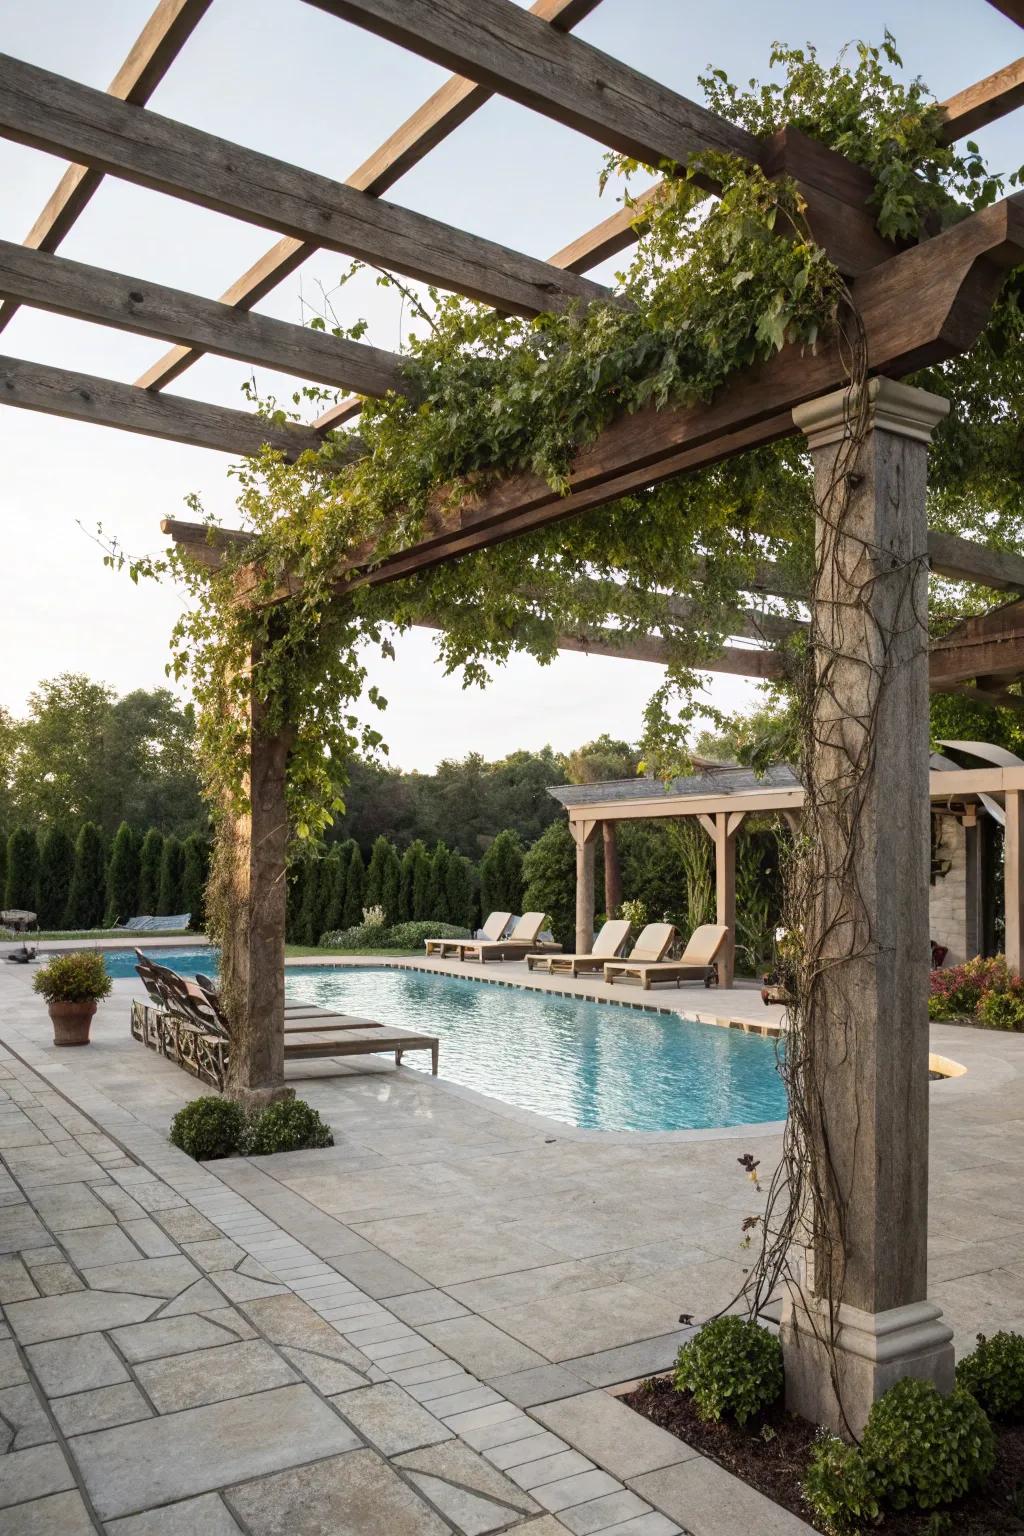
[793,377,950,451]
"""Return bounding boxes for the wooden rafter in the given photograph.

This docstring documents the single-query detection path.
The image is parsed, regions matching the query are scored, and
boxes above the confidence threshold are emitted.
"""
[0,240,407,397]
[940,56,1024,139]
[0,53,612,320]
[0,0,212,337]
[136,0,603,393]
[0,357,325,459]
[985,0,1024,26]
[321,196,1023,591]
[301,0,758,170]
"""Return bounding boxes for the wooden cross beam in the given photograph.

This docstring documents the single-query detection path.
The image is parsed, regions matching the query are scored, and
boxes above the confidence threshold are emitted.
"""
[301,0,759,170]
[0,240,408,398]
[0,52,612,319]
[0,357,325,460]
[0,0,213,336]
[315,196,1023,592]
[136,0,604,392]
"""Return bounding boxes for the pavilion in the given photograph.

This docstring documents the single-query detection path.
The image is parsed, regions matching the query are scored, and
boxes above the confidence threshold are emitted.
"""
[550,742,1024,988]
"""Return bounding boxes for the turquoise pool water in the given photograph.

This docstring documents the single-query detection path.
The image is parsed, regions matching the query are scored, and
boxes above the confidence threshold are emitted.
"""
[113,948,786,1132]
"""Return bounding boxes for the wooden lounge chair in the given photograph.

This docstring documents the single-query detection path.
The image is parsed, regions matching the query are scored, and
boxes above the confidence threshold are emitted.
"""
[526,918,632,976]
[604,923,729,990]
[457,911,549,963]
[131,958,439,1088]
[424,911,511,958]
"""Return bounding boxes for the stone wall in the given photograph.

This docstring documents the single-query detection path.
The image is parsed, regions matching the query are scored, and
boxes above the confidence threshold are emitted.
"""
[929,813,968,965]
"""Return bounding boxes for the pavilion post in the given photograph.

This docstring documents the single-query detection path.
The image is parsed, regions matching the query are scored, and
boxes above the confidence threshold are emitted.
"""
[1005,790,1024,975]
[220,677,293,1108]
[602,821,622,918]
[781,378,954,1437]
[572,819,599,954]
[697,811,742,987]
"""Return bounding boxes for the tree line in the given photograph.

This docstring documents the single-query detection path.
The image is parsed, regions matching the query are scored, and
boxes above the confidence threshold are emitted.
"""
[1,821,210,931]
[288,830,526,945]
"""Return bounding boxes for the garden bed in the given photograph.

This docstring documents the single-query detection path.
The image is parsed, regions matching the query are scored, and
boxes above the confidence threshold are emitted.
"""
[622,1378,1024,1534]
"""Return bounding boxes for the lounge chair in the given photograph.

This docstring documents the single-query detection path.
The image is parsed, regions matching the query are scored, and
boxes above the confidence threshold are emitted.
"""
[122,914,191,933]
[457,911,549,963]
[526,918,632,976]
[131,956,439,1089]
[424,911,511,958]
[604,923,729,990]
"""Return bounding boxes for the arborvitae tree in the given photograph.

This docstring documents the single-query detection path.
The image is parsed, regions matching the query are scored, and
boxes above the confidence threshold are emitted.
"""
[427,842,452,923]
[285,859,307,943]
[104,821,140,926]
[66,822,106,929]
[5,826,39,913]
[0,837,6,910]
[180,833,210,931]
[297,853,326,946]
[157,834,185,916]
[400,840,430,921]
[341,844,365,928]
[323,842,353,934]
[522,820,578,946]
[479,828,525,917]
[365,836,402,923]
[445,853,475,930]
[37,826,76,928]
[137,828,164,915]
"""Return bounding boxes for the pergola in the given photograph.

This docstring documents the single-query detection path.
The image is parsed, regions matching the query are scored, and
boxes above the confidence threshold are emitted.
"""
[3,0,1024,1436]
[549,746,1024,988]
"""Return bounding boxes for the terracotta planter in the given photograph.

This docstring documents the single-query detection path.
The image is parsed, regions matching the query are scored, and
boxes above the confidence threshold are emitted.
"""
[47,1000,97,1046]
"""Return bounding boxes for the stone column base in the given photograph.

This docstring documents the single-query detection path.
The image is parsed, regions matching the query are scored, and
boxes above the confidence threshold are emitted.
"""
[781,1289,954,1439]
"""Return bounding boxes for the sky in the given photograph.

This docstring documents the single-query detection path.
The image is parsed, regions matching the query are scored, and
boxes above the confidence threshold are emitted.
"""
[0,0,1021,770]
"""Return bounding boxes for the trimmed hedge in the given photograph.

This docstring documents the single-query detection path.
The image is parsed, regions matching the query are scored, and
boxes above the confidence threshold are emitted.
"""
[169,1094,335,1160]
[319,920,470,950]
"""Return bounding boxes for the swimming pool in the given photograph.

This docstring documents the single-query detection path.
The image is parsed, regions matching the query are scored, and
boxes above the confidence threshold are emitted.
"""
[112,949,787,1133]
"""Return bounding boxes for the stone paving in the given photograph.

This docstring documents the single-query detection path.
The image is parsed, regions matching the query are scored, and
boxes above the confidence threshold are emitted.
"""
[0,1032,811,1534]
[1,952,1023,1533]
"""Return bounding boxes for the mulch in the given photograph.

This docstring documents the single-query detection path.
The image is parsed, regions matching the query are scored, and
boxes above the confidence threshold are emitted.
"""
[622,1377,1024,1534]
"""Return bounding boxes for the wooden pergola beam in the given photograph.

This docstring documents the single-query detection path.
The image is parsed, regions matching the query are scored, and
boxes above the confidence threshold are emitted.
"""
[301,0,758,171]
[0,53,613,321]
[0,356,324,459]
[136,0,603,393]
[0,0,213,337]
[985,0,1024,26]
[940,56,1024,139]
[333,196,1024,589]
[0,239,408,398]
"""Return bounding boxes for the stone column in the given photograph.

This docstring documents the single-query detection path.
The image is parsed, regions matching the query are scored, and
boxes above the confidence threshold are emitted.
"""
[602,821,623,917]
[1005,790,1024,975]
[781,378,954,1438]
[572,819,598,954]
[698,811,742,987]
[220,679,294,1108]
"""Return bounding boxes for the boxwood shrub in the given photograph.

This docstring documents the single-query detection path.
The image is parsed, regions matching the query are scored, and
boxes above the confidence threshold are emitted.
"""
[169,1095,334,1159]
[169,1096,245,1160]
[674,1316,783,1425]
[318,920,470,949]
[244,1099,334,1155]
[803,1377,996,1530]
[956,1330,1024,1419]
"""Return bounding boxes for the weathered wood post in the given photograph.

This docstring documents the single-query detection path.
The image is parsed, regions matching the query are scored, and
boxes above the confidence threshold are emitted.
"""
[698,810,743,987]
[602,820,622,918]
[572,818,598,954]
[1004,790,1024,975]
[781,378,954,1437]
[219,678,293,1108]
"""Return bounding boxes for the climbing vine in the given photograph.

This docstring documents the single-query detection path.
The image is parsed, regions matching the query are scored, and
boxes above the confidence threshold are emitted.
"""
[106,33,1021,873]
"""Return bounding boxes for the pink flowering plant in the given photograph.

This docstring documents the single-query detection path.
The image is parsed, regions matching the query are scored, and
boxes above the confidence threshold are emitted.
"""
[929,954,1024,1029]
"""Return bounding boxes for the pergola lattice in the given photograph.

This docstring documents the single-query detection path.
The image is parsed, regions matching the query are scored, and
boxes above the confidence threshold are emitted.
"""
[3,0,1024,1436]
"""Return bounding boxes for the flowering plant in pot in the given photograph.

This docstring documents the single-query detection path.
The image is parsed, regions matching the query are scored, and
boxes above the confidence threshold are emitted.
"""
[32,952,112,1046]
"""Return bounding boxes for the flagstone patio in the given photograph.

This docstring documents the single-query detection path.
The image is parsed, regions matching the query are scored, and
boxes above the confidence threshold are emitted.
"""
[0,956,1022,1533]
